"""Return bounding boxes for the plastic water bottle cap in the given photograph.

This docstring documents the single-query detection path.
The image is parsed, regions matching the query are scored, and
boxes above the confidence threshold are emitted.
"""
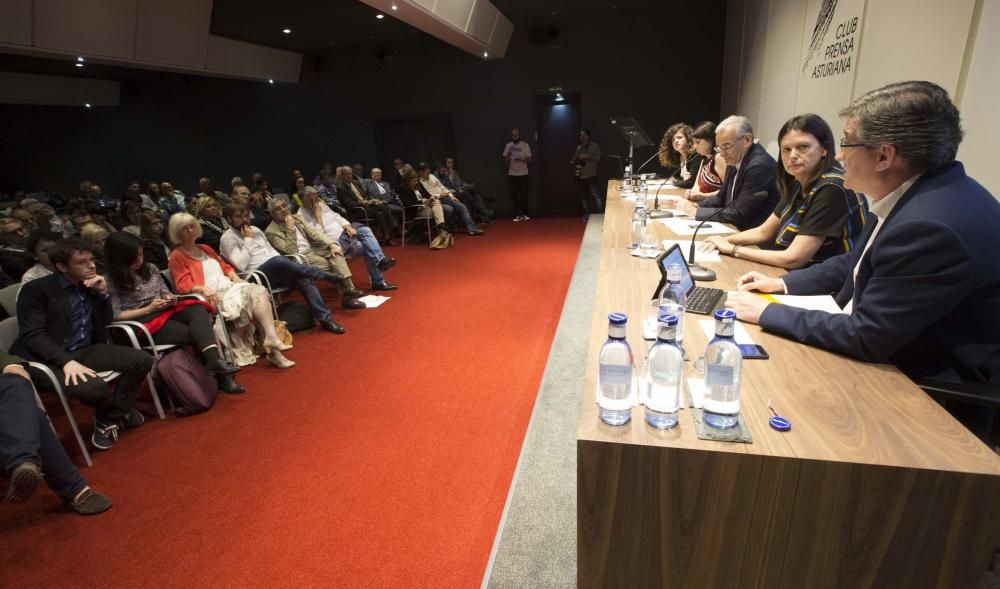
[657,313,678,326]
[608,312,628,325]
[714,309,736,321]
[769,416,791,432]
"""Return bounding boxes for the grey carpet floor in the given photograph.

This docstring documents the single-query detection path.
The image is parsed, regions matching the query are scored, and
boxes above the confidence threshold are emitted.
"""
[481,215,602,589]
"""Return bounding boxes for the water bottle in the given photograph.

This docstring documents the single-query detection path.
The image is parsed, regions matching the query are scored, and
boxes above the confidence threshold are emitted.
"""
[657,263,686,346]
[703,309,742,429]
[623,164,632,187]
[630,199,647,249]
[645,314,683,429]
[598,312,634,426]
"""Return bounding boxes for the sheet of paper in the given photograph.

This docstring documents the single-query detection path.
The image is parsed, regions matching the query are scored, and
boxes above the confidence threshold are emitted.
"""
[357,295,391,308]
[758,294,844,314]
[656,218,737,236]
[698,319,756,345]
[661,240,721,263]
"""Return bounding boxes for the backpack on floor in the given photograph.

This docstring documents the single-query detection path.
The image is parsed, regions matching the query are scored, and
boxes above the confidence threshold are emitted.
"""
[158,347,218,416]
[277,301,315,333]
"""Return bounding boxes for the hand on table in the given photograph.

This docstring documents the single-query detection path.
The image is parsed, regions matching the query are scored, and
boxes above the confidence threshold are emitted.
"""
[736,270,785,293]
[725,291,771,325]
[701,236,734,254]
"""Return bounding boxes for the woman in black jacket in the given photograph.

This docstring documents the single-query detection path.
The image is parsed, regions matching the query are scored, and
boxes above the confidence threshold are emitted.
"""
[658,122,703,189]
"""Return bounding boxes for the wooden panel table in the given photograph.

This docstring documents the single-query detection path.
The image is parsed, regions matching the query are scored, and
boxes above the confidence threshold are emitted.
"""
[577,181,1000,588]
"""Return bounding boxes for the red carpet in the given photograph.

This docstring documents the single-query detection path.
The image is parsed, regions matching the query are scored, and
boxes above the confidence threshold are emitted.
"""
[0,218,585,588]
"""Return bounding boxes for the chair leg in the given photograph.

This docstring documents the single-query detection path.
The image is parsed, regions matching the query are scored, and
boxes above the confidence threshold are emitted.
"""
[146,373,166,420]
[54,384,93,468]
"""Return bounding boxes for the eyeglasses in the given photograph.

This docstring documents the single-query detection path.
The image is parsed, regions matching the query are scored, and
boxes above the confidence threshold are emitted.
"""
[714,136,747,153]
[839,138,871,149]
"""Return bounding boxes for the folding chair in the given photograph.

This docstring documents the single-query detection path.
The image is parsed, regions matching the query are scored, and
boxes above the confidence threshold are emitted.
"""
[401,204,435,248]
[0,282,21,316]
[161,268,239,367]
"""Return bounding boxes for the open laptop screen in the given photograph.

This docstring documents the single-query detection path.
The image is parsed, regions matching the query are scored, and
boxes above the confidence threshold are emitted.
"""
[656,244,696,296]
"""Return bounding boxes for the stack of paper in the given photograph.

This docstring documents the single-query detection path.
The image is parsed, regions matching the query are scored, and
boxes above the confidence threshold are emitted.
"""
[357,295,391,308]
[756,294,844,314]
[656,218,737,236]
[661,240,721,263]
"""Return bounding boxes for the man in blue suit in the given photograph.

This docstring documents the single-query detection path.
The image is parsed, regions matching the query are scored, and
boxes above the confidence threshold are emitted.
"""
[727,81,1000,436]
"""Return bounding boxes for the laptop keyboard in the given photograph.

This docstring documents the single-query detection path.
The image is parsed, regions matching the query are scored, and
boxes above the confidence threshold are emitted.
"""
[686,286,725,315]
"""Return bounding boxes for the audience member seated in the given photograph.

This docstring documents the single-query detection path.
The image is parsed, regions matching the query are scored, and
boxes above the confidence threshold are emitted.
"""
[391,158,406,189]
[1,351,113,514]
[104,232,244,393]
[334,166,399,243]
[398,173,450,246]
[694,115,780,231]
[23,201,69,236]
[78,223,112,275]
[11,238,154,451]
[146,181,162,211]
[167,213,294,369]
[139,211,171,270]
[80,181,117,214]
[290,175,307,211]
[121,201,143,236]
[296,187,398,291]
[230,184,269,230]
[416,163,484,236]
[684,121,726,203]
[438,158,494,224]
[120,180,144,210]
[252,177,274,205]
[158,181,185,216]
[726,81,1000,439]
[20,230,61,284]
[194,196,229,253]
[263,200,366,309]
[352,163,367,181]
[197,177,229,207]
[220,202,345,334]
[362,168,403,226]
[701,114,868,269]
[659,123,701,189]
[8,208,38,233]
[0,218,35,281]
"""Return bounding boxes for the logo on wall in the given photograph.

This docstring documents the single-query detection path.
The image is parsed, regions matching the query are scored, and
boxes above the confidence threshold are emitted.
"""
[802,0,862,79]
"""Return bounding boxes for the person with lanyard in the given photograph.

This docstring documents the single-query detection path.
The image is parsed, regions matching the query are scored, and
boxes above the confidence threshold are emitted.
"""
[726,81,1000,440]
[700,114,868,269]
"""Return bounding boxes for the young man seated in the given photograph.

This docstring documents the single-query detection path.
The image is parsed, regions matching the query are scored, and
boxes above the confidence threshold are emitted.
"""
[1,351,112,514]
[11,238,154,451]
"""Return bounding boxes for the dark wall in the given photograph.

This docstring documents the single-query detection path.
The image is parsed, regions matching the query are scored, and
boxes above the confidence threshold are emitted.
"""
[0,2,726,215]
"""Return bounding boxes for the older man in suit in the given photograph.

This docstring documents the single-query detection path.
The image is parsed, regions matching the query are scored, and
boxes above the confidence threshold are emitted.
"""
[362,168,404,227]
[695,115,780,231]
[727,81,1000,439]
[12,238,153,451]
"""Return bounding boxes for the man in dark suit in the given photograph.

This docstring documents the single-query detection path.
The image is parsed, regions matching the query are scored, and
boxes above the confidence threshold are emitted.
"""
[727,81,1000,437]
[696,115,780,231]
[11,238,153,451]
[1,350,112,514]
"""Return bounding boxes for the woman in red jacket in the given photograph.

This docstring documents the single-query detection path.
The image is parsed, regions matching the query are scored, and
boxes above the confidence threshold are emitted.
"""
[167,213,294,368]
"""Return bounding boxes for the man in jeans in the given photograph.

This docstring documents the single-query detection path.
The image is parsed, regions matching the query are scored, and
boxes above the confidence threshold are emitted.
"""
[1,350,112,514]
[220,202,347,334]
[11,238,154,451]
[573,128,603,222]
[502,128,532,221]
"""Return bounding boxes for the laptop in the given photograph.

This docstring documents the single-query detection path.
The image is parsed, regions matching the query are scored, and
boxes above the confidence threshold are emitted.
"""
[651,244,726,315]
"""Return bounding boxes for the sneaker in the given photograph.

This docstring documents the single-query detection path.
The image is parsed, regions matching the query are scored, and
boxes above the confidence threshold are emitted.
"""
[119,408,145,430]
[512,215,522,222]
[64,486,113,516]
[4,462,42,504]
[92,418,119,451]
[522,215,531,221]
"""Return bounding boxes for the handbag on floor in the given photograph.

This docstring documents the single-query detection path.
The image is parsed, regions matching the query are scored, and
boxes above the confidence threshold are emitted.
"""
[276,301,314,333]
[158,347,218,416]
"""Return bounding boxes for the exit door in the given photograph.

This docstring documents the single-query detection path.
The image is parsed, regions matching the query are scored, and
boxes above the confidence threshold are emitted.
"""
[536,92,582,216]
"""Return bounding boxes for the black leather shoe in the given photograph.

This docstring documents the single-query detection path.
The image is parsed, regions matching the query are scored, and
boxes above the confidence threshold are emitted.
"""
[205,358,240,376]
[342,298,367,309]
[342,287,365,298]
[217,373,246,394]
[372,281,399,291]
[468,229,485,236]
[377,257,397,272]
[319,319,346,334]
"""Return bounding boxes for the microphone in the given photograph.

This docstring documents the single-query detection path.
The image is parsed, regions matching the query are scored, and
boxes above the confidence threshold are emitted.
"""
[648,181,673,219]
[635,148,666,176]
[687,191,768,282]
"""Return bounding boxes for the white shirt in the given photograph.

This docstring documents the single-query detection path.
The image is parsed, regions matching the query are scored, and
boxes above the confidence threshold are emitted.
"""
[21,263,53,283]
[842,174,921,314]
[220,226,281,273]
[420,174,450,198]
[373,181,386,195]
[298,204,350,242]
[294,226,311,254]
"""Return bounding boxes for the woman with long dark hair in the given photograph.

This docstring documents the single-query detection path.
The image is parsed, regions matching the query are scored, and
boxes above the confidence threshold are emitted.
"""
[684,121,727,203]
[701,113,869,269]
[658,123,700,188]
[104,232,245,393]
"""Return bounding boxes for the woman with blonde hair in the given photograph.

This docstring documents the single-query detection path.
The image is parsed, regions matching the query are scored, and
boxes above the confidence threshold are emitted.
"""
[193,195,228,253]
[167,213,294,368]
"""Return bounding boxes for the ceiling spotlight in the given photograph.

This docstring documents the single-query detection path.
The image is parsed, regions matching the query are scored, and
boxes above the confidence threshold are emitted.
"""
[84,103,91,108]
[556,93,563,99]
[376,13,385,19]
[483,51,488,58]
[391,4,398,10]
[282,28,291,34]
[268,79,275,84]
[75,63,84,68]
[76,56,84,62]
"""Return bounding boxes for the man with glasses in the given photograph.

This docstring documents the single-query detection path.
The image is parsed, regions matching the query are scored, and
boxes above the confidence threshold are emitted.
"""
[727,81,1000,440]
[695,115,779,230]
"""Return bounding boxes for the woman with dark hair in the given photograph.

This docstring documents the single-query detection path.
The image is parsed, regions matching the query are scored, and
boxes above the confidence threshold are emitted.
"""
[290,174,306,212]
[658,123,700,188]
[140,211,171,270]
[684,121,727,203]
[701,113,869,269]
[104,232,244,393]
[121,201,143,236]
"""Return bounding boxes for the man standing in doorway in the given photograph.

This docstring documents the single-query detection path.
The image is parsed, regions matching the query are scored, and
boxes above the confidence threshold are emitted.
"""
[503,128,532,221]
[573,128,603,222]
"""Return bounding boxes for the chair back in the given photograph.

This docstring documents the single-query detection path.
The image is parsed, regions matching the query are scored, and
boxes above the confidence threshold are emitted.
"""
[0,316,19,353]
[0,283,22,316]
[161,268,177,292]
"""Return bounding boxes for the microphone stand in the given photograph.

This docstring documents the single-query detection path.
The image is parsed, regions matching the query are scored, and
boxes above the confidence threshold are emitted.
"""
[635,148,666,176]
[687,191,767,282]
[648,181,673,219]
